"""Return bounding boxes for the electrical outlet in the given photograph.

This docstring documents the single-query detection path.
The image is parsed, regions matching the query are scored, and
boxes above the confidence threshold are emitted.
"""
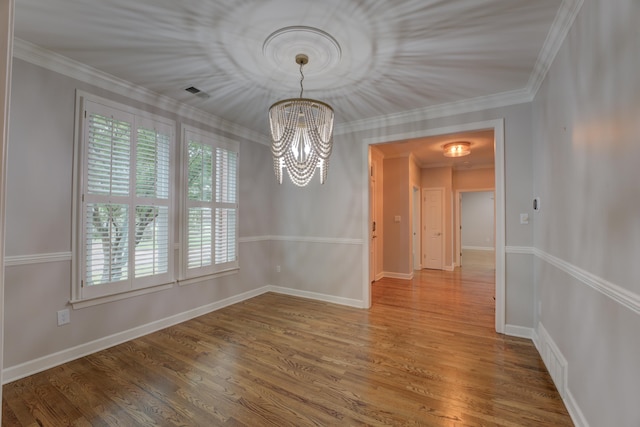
[276,265,281,273]
[57,309,70,326]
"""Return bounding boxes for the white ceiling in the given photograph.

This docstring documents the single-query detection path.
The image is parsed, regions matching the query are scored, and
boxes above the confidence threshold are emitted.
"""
[14,0,566,142]
[374,129,495,169]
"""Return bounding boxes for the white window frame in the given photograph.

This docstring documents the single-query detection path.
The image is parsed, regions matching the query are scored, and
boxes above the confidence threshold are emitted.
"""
[72,91,175,305]
[181,126,239,282]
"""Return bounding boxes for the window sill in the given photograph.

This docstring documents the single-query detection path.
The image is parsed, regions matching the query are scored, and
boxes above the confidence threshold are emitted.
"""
[70,282,175,309]
[178,268,239,287]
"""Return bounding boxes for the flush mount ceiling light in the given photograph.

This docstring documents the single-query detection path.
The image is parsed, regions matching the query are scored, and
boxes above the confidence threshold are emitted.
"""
[266,27,338,187]
[443,141,471,157]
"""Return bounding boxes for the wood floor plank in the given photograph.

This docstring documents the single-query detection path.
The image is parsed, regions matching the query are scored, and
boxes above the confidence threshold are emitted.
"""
[3,265,573,426]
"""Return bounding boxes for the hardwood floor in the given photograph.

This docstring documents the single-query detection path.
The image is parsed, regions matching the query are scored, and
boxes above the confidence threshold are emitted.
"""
[3,266,573,426]
[461,249,495,269]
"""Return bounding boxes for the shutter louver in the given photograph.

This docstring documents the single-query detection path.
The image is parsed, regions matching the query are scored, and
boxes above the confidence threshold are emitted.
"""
[136,128,170,199]
[188,207,212,269]
[135,205,169,277]
[85,203,129,285]
[188,142,212,202]
[216,148,237,204]
[215,208,236,264]
[87,113,130,196]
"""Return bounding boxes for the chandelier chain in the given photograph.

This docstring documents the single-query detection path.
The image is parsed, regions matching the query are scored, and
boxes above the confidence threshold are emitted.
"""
[299,61,304,98]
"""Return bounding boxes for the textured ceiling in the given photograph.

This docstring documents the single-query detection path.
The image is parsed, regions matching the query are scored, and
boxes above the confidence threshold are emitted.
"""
[14,0,564,142]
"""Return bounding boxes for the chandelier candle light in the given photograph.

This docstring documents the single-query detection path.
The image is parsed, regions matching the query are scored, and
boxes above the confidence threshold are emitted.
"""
[269,54,334,186]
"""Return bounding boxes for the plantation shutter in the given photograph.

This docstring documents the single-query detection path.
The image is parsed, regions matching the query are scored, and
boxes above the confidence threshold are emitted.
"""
[80,99,174,299]
[83,105,133,292]
[214,146,238,267]
[86,113,131,197]
[186,140,213,272]
[134,120,172,283]
[184,128,238,278]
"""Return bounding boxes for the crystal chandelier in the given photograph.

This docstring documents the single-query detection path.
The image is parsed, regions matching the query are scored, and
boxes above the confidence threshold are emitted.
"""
[269,54,334,186]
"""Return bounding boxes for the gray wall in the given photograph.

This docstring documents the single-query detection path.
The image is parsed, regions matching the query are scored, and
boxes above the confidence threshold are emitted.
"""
[334,101,535,327]
[461,191,494,249]
[4,58,275,368]
[4,54,536,374]
[531,0,640,424]
[268,119,365,302]
[382,157,411,276]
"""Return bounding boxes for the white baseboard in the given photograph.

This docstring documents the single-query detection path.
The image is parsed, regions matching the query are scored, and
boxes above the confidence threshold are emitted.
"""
[375,272,385,281]
[532,326,540,350]
[462,246,495,251]
[3,286,270,384]
[536,322,568,398]
[535,322,589,427]
[268,286,365,308]
[443,264,455,272]
[3,285,367,383]
[504,324,534,339]
[382,271,414,280]
[564,388,590,427]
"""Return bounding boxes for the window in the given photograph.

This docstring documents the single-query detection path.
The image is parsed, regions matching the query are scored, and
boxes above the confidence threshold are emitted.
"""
[183,127,238,279]
[76,96,174,300]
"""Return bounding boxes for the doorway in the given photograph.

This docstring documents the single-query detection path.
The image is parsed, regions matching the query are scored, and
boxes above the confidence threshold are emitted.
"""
[456,189,495,268]
[369,159,378,283]
[422,188,444,270]
[412,186,420,270]
[363,119,505,333]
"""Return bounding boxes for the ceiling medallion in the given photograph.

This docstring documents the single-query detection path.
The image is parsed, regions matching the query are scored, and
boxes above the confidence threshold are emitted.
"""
[262,26,342,77]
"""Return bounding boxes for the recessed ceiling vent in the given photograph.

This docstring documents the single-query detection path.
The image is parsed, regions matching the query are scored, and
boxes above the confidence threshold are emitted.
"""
[185,86,210,99]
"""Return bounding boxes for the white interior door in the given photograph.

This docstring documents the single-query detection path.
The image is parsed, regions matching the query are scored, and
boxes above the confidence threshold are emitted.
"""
[422,188,443,270]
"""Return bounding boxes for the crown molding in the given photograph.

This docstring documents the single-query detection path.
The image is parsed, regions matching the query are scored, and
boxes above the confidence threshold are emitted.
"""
[13,0,583,142]
[334,87,530,136]
[12,38,269,146]
[526,0,584,97]
[334,0,584,137]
